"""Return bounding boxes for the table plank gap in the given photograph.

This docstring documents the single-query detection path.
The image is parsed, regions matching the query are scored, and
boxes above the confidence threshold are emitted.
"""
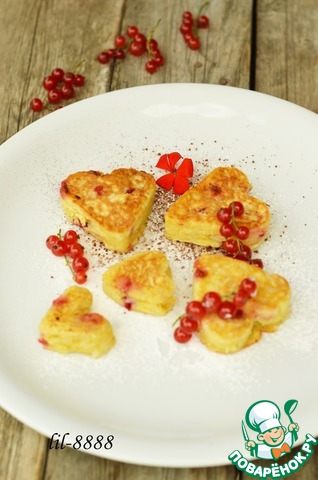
[256,0,318,111]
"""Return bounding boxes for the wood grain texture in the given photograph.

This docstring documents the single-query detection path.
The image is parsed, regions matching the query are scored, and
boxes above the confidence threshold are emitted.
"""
[0,0,125,141]
[44,446,239,480]
[256,0,318,111]
[111,0,253,90]
[0,409,47,480]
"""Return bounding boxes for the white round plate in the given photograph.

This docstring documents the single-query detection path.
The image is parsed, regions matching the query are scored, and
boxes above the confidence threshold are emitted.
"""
[0,84,317,468]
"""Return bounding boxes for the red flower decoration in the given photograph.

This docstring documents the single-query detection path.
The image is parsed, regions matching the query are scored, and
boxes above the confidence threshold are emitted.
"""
[155,152,194,194]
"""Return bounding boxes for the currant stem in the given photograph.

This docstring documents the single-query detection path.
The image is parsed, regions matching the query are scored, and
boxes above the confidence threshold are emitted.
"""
[71,59,85,74]
[64,255,76,281]
[147,18,161,42]
[146,18,161,56]
[57,229,76,280]
[198,1,210,17]
[172,314,183,327]
[230,203,238,230]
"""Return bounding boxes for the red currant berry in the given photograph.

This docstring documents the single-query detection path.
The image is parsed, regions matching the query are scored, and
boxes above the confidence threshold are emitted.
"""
[126,25,139,38]
[148,38,158,51]
[150,47,159,57]
[229,201,244,216]
[61,84,75,100]
[114,34,126,48]
[51,68,64,80]
[239,244,252,260]
[47,89,62,104]
[145,60,157,74]
[186,301,206,322]
[222,239,239,255]
[97,51,110,64]
[134,33,146,45]
[240,278,257,297]
[63,230,78,245]
[182,16,194,27]
[180,316,199,334]
[154,54,164,66]
[235,252,250,262]
[30,98,43,112]
[115,49,126,60]
[233,290,250,308]
[46,234,59,250]
[197,15,210,28]
[250,259,264,269]
[107,48,116,58]
[188,37,200,50]
[220,223,235,238]
[72,256,89,272]
[183,32,193,42]
[202,292,222,313]
[217,207,232,224]
[180,23,192,35]
[236,225,250,240]
[174,326,192,343]
[75,269,87,285]
[218,301,236,320]
[73,74,85,87]
[235,309,245,319]
[51,240,68,257]
[42,75,58,91]
[129,42,145,56]
[183,11,193,20]
[63,72,75,84]
[68,243,84,259]
[194,267,207,278]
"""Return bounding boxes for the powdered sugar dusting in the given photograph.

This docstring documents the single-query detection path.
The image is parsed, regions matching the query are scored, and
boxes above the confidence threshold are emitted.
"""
[1,85,318,463]
[28,150,317,398]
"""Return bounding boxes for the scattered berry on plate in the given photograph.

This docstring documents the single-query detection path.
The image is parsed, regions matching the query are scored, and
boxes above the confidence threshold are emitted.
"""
[45,229,89,284]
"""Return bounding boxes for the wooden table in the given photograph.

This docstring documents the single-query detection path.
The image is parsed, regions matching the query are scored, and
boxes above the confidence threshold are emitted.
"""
[1,1,317,478]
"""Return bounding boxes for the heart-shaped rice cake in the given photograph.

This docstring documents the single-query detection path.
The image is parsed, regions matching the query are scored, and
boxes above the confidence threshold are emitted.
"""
[165,167,270,249]
[193,254,291,353]
[60,168,156,253]
[102,251,176,315]
[39,286,115,358]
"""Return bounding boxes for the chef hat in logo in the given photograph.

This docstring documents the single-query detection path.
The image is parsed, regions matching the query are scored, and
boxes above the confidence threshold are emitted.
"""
[246,400,282,433]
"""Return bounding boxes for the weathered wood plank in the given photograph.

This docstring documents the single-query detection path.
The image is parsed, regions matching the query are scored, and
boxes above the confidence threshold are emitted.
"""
[0,0,125,142]
[256,0,318,112]
[44,445,239,480]
[0,0,42,143]
[0,409,47,480]
[111,0,253,90]
[255,0,318,477]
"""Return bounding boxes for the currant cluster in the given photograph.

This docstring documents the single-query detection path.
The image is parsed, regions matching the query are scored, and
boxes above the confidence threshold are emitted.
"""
[30,66,85,113]
[217,201,264,268]
[46,229,89,284]
[97,22,164,74]
[180,7,209,50]
[174,277,257,343]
